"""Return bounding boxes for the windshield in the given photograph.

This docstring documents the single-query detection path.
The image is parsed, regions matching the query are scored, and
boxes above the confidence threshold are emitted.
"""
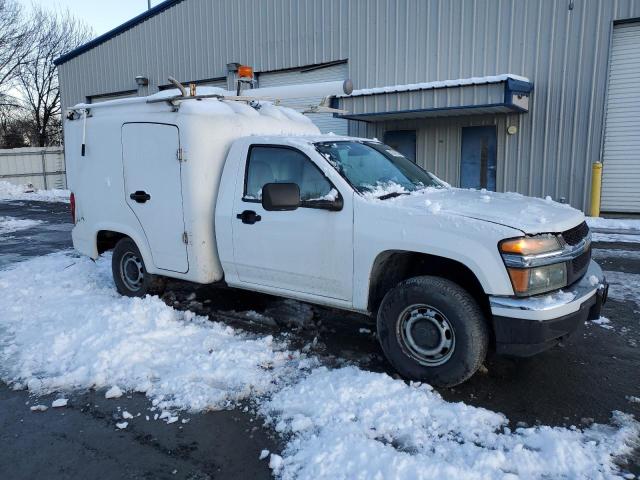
[314,141,442,198]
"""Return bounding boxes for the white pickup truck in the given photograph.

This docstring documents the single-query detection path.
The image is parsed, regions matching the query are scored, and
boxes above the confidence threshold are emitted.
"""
[64,82,608,387]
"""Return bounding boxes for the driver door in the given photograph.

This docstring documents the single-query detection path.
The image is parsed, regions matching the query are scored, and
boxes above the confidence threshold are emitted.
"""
[231,145,353,301]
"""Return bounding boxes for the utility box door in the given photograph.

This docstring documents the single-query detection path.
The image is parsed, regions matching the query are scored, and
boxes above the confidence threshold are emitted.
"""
[122,123,188,273]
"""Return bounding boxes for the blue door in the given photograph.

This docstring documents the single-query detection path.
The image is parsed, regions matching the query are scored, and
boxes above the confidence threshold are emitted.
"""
[460,126,497,190]
[384,130,417,162]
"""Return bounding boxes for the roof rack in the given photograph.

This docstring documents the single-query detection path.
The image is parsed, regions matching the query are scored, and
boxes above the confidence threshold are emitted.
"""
[67,76,352,114]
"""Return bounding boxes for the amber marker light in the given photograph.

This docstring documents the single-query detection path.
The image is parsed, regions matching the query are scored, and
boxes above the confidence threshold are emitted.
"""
[238,65,254,79]
[506,268,530,294]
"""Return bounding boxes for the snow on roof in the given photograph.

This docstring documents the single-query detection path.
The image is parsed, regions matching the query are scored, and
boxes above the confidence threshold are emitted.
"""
[69,88,317,129]
[338,74,530,98]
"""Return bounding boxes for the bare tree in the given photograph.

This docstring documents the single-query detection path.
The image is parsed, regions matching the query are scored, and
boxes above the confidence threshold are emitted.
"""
[0,107,29,148]
[0,0,33,105]
[16,7,92,146]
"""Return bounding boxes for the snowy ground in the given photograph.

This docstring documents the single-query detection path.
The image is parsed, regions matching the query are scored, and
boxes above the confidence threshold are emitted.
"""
[594,233,640,244]
[0,215,43,235]
[0,251,638,479]
[587,217,640,231]
[587,216,640,244]
[0,252,308,413]
[604,271,640,309]
[594,249,640,260]
[0,180,69,203]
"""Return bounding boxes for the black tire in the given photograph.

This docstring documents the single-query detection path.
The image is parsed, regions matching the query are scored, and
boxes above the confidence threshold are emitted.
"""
[111,238,165,297]
[376,275,489,387]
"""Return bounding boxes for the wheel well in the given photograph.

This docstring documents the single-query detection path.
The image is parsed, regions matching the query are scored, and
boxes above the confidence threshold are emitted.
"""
[96,230,128,254]
[367,250,490,318]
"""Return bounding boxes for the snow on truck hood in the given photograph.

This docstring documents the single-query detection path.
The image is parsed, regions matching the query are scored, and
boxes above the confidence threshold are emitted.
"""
[386,188,585,235]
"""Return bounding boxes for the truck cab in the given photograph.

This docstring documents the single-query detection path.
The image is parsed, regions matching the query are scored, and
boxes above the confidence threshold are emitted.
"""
[64,84,608,387]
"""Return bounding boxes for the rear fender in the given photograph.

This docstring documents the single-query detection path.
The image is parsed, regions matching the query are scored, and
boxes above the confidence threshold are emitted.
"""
[91,222,155,272]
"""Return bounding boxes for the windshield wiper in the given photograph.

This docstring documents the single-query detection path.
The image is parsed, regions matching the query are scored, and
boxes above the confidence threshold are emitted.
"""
[377,191,409,200]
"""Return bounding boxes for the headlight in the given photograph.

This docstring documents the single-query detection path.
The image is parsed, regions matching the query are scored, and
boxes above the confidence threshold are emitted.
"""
[500,235,562,256]
[499,235,567,296]
[506,263,567,296]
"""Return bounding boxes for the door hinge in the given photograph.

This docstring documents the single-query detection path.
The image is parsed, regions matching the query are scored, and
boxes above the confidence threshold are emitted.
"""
[182,232,189,244]
[177,147,186,162]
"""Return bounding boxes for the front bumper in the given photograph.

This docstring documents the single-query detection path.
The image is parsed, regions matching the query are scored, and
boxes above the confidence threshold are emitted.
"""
[489,260,608,356]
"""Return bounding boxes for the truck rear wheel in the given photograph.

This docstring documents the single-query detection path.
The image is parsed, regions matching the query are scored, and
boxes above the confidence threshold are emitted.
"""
[376,276,489,387]
[111,238,165,297]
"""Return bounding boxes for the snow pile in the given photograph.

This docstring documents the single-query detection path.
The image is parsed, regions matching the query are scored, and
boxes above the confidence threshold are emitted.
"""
[587,217,640,231]
[424,198,441,214]
[52,398,68,408]
[262,367,639,480]
[0,251,305,411]
[590,317,614,330]
[0,216,43,235]
[105,385,123,399]
[0,180,70,203]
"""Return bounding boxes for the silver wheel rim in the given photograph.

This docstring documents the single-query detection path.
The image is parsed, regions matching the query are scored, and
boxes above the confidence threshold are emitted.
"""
[398,304,455,366]
[120,252,144,291]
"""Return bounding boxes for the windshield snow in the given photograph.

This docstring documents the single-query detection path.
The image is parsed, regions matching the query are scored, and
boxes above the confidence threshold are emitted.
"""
[315,141,441,197]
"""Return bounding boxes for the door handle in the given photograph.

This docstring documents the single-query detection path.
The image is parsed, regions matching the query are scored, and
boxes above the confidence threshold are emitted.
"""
[236,210,261,225]
[130,191,151,203]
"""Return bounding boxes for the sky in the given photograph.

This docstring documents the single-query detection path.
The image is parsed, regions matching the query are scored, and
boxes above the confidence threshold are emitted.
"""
[16,0,163,37]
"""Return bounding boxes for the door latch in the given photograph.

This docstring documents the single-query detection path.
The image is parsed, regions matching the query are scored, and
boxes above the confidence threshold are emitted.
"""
[129,191,151,203]
[236,210,262,225]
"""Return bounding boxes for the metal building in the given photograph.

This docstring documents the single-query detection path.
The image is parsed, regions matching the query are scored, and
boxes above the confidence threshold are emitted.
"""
[55,0,640,213]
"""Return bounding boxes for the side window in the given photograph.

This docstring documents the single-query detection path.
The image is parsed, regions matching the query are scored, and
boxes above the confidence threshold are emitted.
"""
[244,146,334,203]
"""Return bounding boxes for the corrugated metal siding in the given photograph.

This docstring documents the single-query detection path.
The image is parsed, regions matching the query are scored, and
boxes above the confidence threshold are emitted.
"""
[257,62,349,134]
[196,79,227,88]
[89,90,137,103]
[601,22,640,213]
[57,0,640,211]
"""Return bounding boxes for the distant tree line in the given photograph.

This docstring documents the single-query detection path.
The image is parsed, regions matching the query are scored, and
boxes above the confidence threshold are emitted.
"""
[0,0,92,148]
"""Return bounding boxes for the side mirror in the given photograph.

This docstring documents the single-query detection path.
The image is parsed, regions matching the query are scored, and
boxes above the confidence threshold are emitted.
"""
[262,183,300,211]
[325,194,343,211]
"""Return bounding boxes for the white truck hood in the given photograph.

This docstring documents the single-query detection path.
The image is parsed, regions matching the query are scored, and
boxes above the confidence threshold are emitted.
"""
[389,188,585,235]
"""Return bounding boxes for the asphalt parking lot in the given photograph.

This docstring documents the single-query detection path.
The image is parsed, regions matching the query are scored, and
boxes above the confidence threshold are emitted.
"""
[0,199,638,479]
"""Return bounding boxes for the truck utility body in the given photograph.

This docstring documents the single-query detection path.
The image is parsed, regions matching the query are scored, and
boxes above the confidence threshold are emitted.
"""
[65,84,608,386]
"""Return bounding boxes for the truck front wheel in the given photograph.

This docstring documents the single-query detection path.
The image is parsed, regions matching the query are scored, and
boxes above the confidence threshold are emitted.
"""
[376,276,489,387]
[111,238,165,297]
